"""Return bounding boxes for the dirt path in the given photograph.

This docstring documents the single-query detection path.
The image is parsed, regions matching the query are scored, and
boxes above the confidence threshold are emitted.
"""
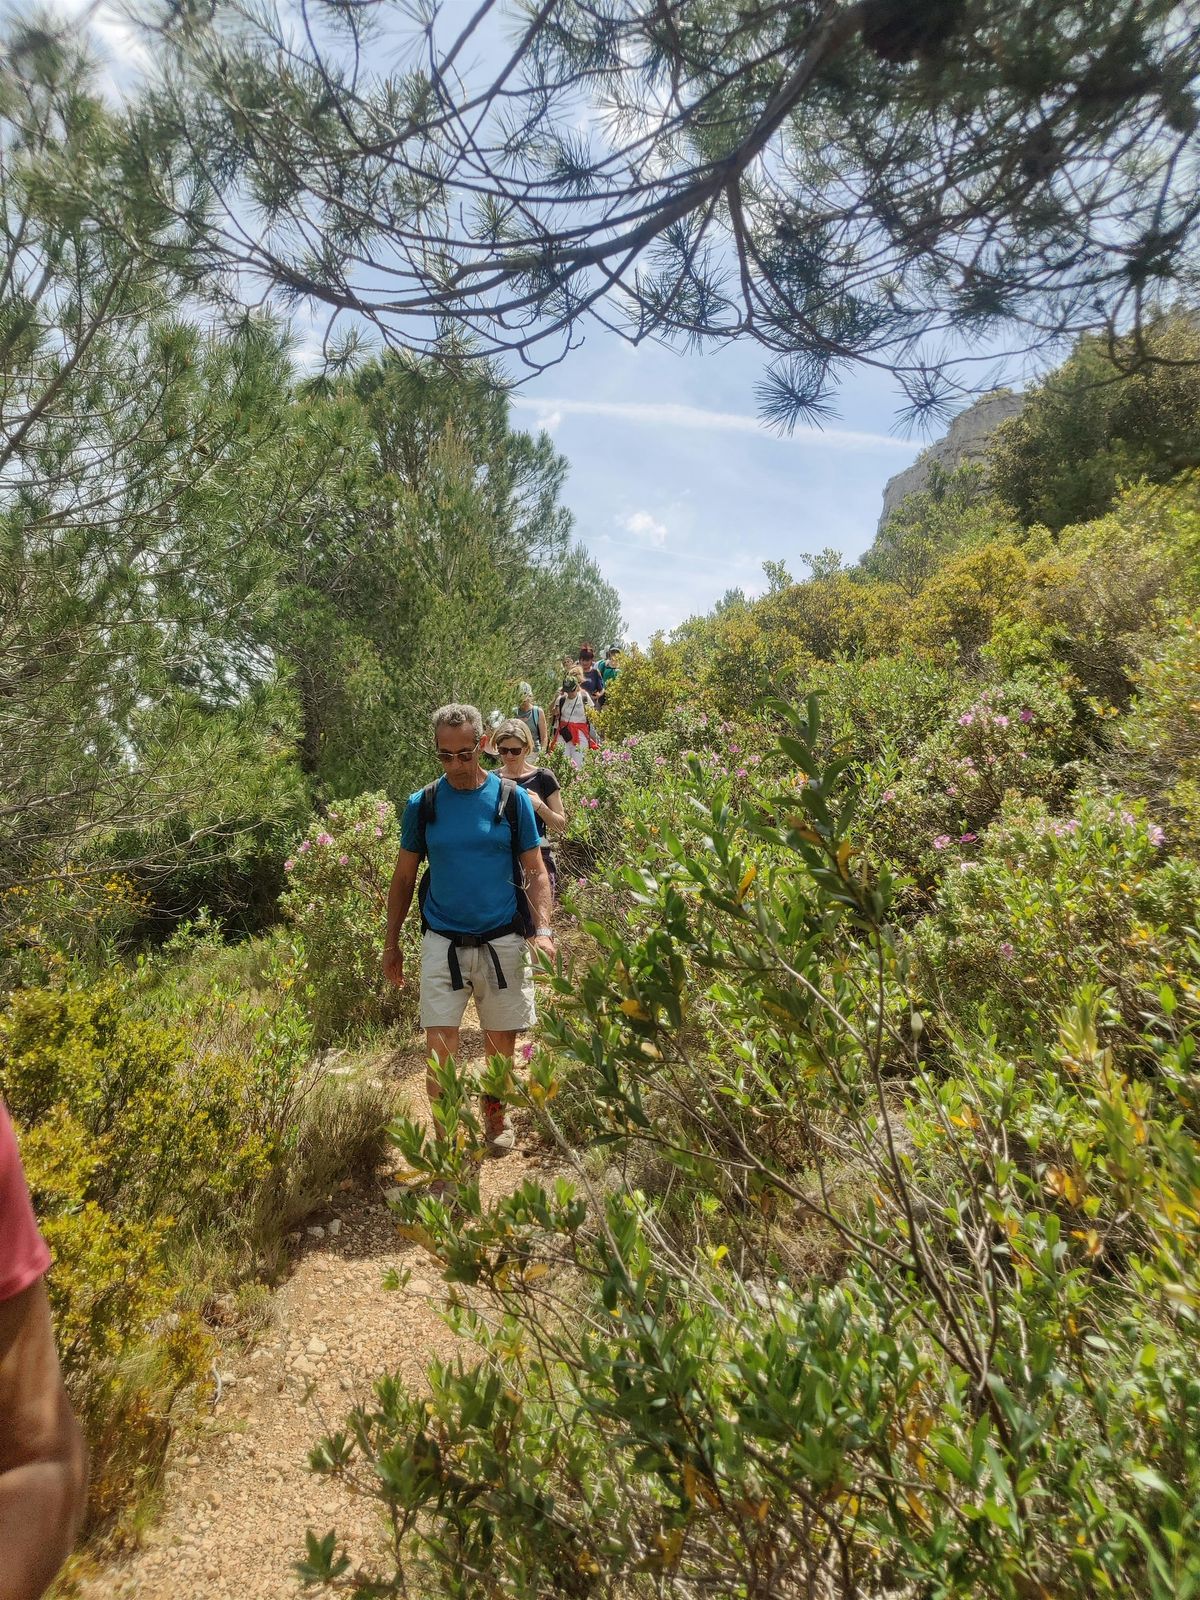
[78,1026,552,1600]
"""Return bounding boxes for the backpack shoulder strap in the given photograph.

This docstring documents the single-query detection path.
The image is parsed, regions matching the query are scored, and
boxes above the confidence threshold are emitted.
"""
[498,776,524,876]
[416,779,439,860]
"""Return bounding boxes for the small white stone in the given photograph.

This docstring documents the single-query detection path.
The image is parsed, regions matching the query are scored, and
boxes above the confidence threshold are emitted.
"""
[327,1218,342,1237]
[306,1225,325,1240]
[307,1337,328,1357]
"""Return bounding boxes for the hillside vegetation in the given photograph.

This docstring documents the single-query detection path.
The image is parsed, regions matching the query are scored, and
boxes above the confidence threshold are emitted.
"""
[4,24,1200,1585]
[297,323,1200,1600]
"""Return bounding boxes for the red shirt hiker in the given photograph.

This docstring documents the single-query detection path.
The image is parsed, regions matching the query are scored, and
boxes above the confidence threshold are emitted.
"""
[0,1099,87,1600]
[0,1103,51,1302]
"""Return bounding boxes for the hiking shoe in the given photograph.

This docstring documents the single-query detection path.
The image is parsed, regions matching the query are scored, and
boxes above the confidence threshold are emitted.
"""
[481,1095,515,1154]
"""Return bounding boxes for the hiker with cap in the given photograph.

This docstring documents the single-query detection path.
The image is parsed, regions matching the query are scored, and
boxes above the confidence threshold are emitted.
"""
[513,682,548,751]
[382,703,555,1151]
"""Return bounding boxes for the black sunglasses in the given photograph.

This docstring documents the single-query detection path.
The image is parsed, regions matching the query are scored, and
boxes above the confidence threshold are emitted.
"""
[497,743,524,756]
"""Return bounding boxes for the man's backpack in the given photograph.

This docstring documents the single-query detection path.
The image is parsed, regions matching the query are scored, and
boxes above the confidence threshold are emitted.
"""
[414,776,535,939]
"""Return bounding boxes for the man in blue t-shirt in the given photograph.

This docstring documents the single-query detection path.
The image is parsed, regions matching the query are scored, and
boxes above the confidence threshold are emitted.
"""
[383,703,555,1152]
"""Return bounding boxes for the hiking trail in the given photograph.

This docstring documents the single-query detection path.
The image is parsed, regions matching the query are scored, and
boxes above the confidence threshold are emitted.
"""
[77,1025,553,1600]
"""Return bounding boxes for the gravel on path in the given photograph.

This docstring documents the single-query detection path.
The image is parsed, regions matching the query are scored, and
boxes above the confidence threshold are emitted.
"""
[78,1025,553,1600]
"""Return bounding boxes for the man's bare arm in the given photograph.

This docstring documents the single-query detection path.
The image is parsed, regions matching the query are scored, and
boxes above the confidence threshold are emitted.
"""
[383,848,421,985]
[0,1279,88,1600]
[521,846,553,935]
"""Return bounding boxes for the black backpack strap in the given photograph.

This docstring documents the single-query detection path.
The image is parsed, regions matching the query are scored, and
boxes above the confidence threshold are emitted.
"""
[416,779,440,933]
[416,779,439,860]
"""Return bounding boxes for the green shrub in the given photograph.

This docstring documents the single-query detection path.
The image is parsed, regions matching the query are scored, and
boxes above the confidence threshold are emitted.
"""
[915,791,1200,1048]
[303,707,1200,1600]
[1,974,392,1542]
[280,790,413,1043]
[866,667,1080,884]
[1116,614,1200,849]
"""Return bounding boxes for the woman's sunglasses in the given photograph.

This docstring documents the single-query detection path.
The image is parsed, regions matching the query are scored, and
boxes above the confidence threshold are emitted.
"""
[497,744,524,757]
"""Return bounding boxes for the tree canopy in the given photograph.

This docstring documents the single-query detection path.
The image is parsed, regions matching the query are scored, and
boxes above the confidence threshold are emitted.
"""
[105,0,1200,425]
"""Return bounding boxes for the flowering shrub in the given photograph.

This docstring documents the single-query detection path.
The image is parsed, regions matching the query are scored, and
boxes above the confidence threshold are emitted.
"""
[866,667,1080,883]
[280,791,412,1042]
[916,792,1200,1044]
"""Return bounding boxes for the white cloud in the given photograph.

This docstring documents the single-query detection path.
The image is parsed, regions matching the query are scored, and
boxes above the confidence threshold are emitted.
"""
[622,509,668,547]
[512,396,911,451]
[533,408,563,434]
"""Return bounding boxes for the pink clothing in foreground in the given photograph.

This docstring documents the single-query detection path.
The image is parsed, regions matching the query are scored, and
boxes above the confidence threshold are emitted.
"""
[0,1101,51,1302]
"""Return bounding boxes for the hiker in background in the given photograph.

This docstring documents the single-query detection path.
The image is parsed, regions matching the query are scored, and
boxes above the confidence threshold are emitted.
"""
[552,673,596,769]
[513,683,548,752]
[382,704,555,1153]
[0,1101,88,1600]
[601,646,622,692]
[493,719,566,900]
[578,643,606,709]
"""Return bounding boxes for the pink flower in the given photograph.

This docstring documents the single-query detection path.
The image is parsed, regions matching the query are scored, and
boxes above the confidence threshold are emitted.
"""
[1120,810,1136,827]
[995,714,1009,728]
[933,834,952,850]
[374,826,383,838]
[945,784,958,797]
[284,858,295,872]
[654,756,667,768]
[354,821,364,832]
[999,941,1015,961]
[338,853,349,865]
[729,743,741,754]
[959,712,975,727]
[737,767,748,778]
[298,840,311,854]
[316,831,334,847]
[1019,708,1034,724]
[959,832,977,844]
[881,788,895,803]
[520,1042,534,1063]
[1148,824,1166,847]
[748,754,761,766]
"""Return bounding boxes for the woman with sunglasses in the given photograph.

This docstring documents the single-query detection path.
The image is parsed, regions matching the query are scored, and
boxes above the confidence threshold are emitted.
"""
[492,718,566,899]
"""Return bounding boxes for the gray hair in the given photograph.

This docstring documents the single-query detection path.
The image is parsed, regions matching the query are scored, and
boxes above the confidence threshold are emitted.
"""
[494,716,533,753]
[431,702,483,741]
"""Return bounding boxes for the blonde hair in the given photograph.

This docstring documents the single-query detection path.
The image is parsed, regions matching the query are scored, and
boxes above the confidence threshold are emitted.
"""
[494,717,533,754]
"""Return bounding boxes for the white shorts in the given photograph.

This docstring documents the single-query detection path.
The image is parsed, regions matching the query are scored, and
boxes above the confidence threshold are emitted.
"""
[419,930,536,1032]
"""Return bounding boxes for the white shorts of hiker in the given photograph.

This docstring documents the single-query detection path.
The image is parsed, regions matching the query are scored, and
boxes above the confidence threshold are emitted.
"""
[418,930,536,1031]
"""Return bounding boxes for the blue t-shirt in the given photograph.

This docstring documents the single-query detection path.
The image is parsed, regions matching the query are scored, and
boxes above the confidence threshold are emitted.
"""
[401,773,540,935]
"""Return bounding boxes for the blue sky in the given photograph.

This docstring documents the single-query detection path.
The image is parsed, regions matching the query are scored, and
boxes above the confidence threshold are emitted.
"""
[511,337,921,642]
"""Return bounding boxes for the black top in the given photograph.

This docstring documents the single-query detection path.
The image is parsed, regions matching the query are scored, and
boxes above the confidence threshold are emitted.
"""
[515,767,561,840]
[581,665,605,703]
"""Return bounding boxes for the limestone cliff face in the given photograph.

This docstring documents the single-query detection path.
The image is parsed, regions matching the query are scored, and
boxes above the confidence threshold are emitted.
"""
[878,390,1024,530]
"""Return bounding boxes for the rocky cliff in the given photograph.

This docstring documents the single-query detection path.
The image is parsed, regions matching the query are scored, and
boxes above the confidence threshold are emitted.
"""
[878,390,1024,530]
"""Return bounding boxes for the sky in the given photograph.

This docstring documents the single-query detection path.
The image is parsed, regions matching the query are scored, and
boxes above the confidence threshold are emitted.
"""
[510,339,922,643]
[36,0,961,644]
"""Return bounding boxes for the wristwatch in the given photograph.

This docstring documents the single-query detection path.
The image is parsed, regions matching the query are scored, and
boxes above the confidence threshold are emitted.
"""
[534,927,554,938]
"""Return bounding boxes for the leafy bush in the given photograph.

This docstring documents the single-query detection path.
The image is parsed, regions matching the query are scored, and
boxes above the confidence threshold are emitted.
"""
[1019,476,1200,702]
[1115,614,1200,848]
[916,793,1200,1048]
[987,314,1200,530]
[1,974,391,1540]
[280,790,412,1043]
[866,668,1081,883]
[302,707,1200,1600]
